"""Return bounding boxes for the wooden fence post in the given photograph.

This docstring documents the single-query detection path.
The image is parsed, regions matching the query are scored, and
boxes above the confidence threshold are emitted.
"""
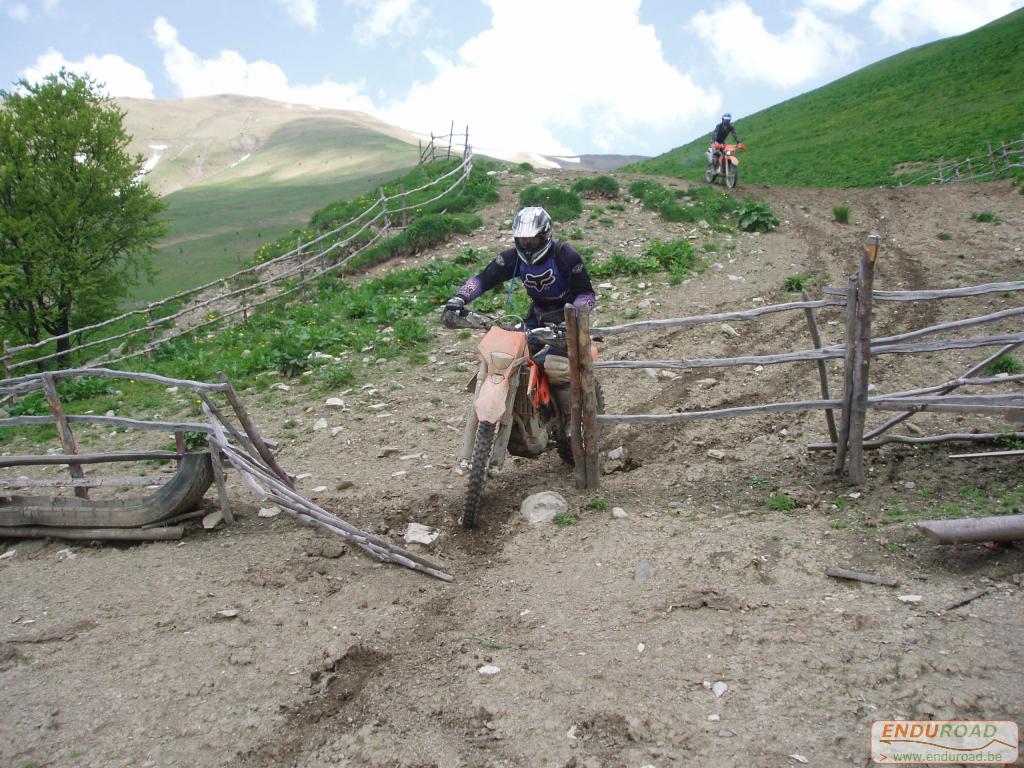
[565,305,586,488]
[936,160,944,184]
[318,244,325,272]
[2,339,11,380]
[41,373,88,499]
[987,142,997,175]
[217,372,293,488]
[146,308,157,360]
[447,120,454,160]
[999,140,1010,171]
[801,288,838,445]
[379,187,390,229]
[463,126,469,161]
[577,304,600,489]
[834,275,858,473]
[417,139,423,166]
[399,182,408,227]
[846,235,880,483]
[297,236,307,300]
[207,435,234,524]
[429,133,435,162]
[966,157,973,178]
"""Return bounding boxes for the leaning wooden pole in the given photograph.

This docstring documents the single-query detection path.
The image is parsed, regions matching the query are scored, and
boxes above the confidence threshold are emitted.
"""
[216,372,293,488]
[577,304,601,489]
[565,304,586,488]
[846,235,880,483]
[801,288,838,444]
[41,373,88,499]
[834,276,859,472]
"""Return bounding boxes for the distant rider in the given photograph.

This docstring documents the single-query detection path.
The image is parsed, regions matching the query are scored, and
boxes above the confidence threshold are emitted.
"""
[442,205,596,418]
[709,112,741,165]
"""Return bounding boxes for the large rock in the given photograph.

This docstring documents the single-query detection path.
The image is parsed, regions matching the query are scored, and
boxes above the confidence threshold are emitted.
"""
[520,491,568,525]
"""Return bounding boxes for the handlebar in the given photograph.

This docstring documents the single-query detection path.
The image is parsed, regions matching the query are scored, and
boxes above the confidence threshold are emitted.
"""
[441,308,567,346]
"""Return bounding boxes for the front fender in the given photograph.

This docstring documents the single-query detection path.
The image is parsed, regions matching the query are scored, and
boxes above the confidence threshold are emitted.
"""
[475,372,512,424]
[728,155,740,166]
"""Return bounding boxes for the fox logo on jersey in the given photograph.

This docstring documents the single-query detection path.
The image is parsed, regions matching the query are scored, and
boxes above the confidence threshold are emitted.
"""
[522,268,556,292]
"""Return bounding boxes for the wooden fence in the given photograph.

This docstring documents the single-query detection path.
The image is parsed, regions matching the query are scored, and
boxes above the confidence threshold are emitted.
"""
[563,235,1024,488]
[901,135,1024,185]
[1,128,473,378]
[0,367,452,580]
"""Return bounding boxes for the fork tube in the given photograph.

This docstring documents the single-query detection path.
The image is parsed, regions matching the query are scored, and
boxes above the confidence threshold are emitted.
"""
[488,371,521,470]
[458,361,487,462]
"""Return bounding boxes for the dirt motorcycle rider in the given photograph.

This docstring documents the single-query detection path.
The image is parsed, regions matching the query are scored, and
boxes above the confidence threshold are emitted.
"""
[708,112,741,166]
[442,205,597,421]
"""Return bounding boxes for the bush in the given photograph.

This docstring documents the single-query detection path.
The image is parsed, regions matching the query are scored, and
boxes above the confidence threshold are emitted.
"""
[783,274,812,292]
[519,186,582,220]
[987,355,1023,375]
[571,175,620,198]
[832,205,850,224]
[970,211,1002,224]
[737,200,780,232]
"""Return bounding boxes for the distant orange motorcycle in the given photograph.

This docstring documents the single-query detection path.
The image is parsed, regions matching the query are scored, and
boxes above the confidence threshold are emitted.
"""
[704,142,746,189]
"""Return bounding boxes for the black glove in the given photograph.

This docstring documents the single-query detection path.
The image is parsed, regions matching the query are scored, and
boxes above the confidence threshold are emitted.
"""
[441,296,466,328]
[444,296,466,315]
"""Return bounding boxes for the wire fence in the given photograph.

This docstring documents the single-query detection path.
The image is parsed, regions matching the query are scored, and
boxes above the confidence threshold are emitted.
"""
[900,134,1024,186]
[1,128,473,378]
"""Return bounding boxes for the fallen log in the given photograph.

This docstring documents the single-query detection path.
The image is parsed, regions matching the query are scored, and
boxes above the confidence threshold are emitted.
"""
[825,567,899,587]
[915,514,1024,543]
[0,525,184,541]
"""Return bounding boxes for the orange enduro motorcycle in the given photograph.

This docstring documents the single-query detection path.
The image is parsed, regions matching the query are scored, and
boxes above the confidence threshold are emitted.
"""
[442,308,600,528]
[704,142,746,189]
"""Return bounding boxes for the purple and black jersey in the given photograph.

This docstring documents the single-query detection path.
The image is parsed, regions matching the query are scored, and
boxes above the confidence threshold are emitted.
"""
[456,239,596,319]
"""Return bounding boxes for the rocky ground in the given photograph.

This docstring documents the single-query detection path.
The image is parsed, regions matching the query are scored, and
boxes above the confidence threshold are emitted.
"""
[2,169,1023,768]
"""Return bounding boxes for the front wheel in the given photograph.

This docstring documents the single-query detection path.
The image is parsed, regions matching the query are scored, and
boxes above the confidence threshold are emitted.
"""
[725,162,738,189]
[463,421,496,529]
[704,163,715,183]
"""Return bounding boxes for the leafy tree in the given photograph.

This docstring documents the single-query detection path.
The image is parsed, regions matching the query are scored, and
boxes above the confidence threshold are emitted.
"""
[0,69,165,362]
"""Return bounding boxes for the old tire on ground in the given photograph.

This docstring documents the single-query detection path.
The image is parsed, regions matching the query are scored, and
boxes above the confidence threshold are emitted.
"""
[463,421,496,529]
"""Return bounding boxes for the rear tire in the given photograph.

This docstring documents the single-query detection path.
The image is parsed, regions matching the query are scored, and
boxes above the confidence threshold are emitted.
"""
[462,421,496,529]
[725,162,738,189]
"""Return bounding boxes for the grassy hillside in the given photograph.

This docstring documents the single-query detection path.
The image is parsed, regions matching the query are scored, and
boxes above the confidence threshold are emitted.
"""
[118,96,419,300]
[630,8,1024,187]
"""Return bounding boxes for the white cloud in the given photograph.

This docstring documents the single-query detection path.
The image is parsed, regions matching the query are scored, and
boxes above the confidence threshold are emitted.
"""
[277,0,317,30]
[868,0,1024,40]
[346,0,425,44]
[20,48,155,98]
[692,1,858,88]
[7,3,29,21]
[378,0,716,155]
[152,16,374,111]
[802,0,871,12]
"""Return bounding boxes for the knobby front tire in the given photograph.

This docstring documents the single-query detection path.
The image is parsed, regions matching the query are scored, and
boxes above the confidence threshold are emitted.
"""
[726,162,738,189]
[462,420,496,529]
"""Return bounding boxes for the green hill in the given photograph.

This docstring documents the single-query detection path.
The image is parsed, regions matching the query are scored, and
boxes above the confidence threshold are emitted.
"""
[629,8,1024,188]
[118,96,419,301]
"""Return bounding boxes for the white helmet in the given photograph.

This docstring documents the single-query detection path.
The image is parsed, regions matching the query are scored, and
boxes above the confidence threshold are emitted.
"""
[512,206,553,264]
[722,113,732,123]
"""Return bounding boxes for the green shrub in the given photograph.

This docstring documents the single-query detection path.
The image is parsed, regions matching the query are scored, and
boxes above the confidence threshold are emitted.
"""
[571,175,620,198]
[937,231,952,241]
[970,211,1002,223]
[737,200,780,232]
[519,186,582,220]
[987,355,1024,375]
[766,492,796,511]
[567,226,584,240]
[832,205,850,224]
[783,274,812,292]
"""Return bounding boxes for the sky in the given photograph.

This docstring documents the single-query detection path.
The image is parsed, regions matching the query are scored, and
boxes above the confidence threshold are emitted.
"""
[2,0,1022,157]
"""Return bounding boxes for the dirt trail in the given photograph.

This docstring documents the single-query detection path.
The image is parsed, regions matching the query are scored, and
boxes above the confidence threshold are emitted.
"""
[2,171,1023,768]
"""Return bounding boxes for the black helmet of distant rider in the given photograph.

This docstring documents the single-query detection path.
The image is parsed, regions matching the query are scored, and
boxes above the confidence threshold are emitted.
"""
[711,113,740,146]
[512,206,554,265]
